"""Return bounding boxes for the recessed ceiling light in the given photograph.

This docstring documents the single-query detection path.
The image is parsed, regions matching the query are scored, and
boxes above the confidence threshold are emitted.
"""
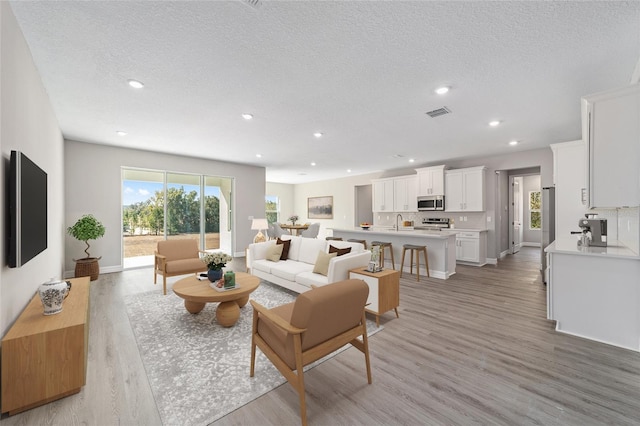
[409,158,415,163]
[313,132,323,138]
[128,79,144,89]
[256,153,262,158]
[435,86,450,95]
[509,140,519,146]
[347,169,352,173]
[310,162,316,166]
[242,113,253,120]
[489,120,501,127]
[116,131,127,136]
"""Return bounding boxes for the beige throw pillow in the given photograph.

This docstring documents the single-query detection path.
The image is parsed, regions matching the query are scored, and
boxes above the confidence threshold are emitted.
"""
[266,243,284,262]
[312,250,337,276]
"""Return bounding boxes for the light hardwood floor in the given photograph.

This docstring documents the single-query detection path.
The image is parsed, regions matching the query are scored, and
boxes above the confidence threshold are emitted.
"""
[2,248,640,425]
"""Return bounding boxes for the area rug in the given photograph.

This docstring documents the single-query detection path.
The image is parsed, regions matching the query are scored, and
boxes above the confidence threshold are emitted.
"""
[124,280,382,426]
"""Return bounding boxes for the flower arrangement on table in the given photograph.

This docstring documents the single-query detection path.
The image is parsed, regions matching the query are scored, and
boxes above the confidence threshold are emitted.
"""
[288,214,299,225]
[202,252,233,271]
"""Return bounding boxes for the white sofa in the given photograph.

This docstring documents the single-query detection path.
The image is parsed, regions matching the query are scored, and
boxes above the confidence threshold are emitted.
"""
[247,235,371,293]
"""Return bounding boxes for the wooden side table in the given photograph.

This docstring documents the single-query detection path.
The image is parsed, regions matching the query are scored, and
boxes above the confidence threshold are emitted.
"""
[349,267,400,326]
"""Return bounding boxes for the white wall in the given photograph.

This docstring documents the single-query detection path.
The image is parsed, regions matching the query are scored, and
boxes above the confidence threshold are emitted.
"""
[0,3,65,335]
[522,175,541,244]
[64,140,266,274]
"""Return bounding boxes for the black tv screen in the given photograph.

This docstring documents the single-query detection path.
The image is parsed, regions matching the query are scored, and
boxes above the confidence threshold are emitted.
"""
[8,150,48,268]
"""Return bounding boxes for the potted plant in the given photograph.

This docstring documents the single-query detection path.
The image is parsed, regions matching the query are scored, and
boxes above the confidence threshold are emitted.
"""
[201,251,233,282]
[67,214,106,281]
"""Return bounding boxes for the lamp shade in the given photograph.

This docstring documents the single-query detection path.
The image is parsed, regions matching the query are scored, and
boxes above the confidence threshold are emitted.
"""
[251,218,269,231]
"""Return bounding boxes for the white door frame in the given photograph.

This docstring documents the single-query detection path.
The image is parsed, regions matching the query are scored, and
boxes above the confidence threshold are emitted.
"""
[509,176,524,254]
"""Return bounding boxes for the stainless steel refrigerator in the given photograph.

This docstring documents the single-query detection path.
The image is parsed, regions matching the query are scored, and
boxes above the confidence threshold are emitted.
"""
[541,186,555,283]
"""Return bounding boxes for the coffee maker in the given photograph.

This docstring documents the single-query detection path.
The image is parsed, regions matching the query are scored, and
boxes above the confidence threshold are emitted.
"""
[572,214,608,247]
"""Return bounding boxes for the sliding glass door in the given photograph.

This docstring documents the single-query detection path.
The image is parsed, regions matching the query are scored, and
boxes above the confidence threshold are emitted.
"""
[122,168,233,269]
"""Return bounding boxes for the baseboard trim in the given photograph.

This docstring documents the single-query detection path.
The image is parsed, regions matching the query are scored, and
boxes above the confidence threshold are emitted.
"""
[521,242,542,248]
[499,250,509,259]
[486,258,498,265]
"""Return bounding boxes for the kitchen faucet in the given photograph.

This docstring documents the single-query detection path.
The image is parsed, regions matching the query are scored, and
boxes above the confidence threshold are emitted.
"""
[396,214,403,230]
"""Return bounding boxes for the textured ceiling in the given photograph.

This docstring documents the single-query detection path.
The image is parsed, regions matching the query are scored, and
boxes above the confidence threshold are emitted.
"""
[8,1,640,183]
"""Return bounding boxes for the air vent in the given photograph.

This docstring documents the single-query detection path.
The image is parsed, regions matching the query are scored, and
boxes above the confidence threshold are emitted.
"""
[239,0,262,9]
[425,106,451,118]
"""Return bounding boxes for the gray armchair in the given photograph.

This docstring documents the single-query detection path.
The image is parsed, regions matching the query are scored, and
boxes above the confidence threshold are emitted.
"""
[300,222,320,238]
[272,223,291,238]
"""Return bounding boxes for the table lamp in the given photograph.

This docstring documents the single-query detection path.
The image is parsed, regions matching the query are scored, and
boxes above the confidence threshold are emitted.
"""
[251,218,269,243]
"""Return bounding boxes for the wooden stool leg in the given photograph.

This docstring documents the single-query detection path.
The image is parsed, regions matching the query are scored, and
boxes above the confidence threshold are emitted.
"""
[409,249,413,275]
[380,248,385,269]
[400,248,406,278]
[416,248,420,281]
[423,248,430,277]
[389,245,395,270]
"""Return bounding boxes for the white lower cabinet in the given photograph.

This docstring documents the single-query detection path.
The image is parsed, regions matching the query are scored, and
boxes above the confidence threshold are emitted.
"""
[455,231,487,265]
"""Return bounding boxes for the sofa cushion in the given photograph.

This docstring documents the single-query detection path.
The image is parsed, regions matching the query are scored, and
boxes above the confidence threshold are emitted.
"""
[252,259,274,274]
[276,238,291,260]
[251,240,276,261]
[295,271,329,287]
[329,245,351,256]
[312,251,337,276]
[299,238,327,265]
[267,244,284,262]
[165,258,207,274]
[271,261,314,282]
[279,236,301,261]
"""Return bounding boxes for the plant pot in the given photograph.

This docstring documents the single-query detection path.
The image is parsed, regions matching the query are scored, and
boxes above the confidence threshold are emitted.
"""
[207,269,223,282]
[74,257,101,281]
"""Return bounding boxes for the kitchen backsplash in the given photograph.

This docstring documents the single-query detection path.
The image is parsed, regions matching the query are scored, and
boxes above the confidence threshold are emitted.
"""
[590,207,639,254]
[374,211,488,229]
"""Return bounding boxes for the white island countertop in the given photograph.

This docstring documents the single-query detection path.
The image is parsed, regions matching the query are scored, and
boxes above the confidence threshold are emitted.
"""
[545,237,639,259]
[331,227,458,279]
[330,227,467,239]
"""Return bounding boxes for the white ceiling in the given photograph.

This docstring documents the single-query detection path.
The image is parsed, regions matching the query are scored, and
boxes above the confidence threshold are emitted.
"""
[9,1,640,183]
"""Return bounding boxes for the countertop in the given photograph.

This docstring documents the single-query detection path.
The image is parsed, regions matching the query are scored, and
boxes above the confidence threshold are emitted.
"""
[545,237,639,259]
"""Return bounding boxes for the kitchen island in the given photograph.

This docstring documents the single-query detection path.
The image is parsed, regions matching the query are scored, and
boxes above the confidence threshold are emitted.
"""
[331,228,457,279]
[546,237,640,351]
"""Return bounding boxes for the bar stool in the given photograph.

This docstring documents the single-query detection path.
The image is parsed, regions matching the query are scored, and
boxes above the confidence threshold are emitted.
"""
[371,241,395,270]
[347,239,368,249]
[400,244,430,281]
[325,237,343,241]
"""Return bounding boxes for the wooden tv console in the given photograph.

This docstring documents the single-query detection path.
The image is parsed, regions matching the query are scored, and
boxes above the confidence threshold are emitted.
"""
[1,276,90,415]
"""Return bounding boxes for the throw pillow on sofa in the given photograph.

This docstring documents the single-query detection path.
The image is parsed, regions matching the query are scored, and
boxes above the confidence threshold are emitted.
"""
[329,245,352,256]
[312,251,337,276]
[266,243,284,262]
[276,238,291,260]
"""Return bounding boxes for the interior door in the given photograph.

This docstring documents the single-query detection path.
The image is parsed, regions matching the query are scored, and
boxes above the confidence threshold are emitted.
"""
[509,176,524,254]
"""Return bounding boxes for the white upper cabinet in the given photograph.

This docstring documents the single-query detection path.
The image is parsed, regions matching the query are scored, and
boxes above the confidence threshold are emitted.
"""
[582,85,640,208]
[416,165,446,196]
[394,176,418,212]
[445,166,486,212]
[372,178,394,212]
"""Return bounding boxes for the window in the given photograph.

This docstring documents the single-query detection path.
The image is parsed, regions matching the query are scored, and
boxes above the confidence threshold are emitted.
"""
[529,190,541,230]
[266,195,279,224]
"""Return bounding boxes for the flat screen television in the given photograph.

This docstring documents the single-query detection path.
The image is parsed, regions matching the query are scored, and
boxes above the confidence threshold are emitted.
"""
[8,150,48,268]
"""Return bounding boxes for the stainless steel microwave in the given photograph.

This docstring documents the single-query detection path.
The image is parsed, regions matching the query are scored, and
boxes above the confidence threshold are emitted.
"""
[417,195,445,211]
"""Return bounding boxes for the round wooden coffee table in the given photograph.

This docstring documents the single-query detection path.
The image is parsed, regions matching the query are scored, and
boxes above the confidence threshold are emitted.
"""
[173,272,260,327]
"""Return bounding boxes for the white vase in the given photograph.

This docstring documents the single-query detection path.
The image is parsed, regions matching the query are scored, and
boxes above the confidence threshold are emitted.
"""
[38,279,70,315]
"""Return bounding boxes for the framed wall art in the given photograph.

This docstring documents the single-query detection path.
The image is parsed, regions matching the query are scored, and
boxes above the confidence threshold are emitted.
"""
[308,196,333,219]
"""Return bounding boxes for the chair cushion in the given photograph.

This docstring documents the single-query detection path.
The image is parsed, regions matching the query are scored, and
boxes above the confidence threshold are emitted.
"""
[312,251,337,276]
[267,244,284,262]
[290,279,369,351]
[164,258,206,274]
[257,302,297,369]
[276,238,291,260]
[157,239,200,261]
[329,245,351,256]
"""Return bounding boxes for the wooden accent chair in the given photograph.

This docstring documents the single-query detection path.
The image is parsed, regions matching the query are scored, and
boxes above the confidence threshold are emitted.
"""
[154,239,207,295]
[250,279,372,426]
